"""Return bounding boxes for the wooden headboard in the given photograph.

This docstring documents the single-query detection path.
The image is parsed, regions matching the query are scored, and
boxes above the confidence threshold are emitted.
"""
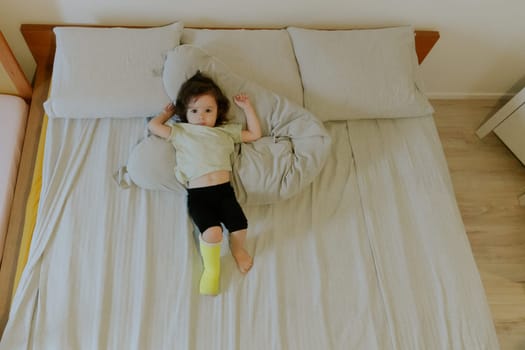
[0,32,32,100]
[20,24,439,70]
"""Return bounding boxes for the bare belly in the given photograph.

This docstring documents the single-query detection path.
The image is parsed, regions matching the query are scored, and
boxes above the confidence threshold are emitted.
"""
[188,170,231,188]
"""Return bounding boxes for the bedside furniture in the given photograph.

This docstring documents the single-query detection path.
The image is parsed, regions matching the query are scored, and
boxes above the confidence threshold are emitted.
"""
[477,88,525,206]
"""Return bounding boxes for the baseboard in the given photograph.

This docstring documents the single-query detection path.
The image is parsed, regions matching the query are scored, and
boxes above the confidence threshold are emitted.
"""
[426,92,515,100]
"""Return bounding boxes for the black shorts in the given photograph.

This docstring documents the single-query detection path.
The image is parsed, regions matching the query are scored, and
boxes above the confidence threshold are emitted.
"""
[187,182,248,234]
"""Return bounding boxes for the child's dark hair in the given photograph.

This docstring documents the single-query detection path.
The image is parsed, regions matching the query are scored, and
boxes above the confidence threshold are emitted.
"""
[174,71,230,125]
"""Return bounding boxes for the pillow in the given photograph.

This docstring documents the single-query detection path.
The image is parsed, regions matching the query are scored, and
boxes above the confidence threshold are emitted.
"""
[44,22,183,119]
[182,28,303,105]
[126,135,185,194]
[126,45,331,205]
[287,26,434,121]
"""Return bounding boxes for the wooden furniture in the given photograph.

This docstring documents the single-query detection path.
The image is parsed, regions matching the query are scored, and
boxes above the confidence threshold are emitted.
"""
[0,23,439,337]
[0,31,32,340]
[477,87,525,205]
[0,32,32,100]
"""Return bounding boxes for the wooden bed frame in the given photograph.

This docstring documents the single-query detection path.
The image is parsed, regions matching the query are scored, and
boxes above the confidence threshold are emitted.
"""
[0,32,32,100]
[0,23,439,337]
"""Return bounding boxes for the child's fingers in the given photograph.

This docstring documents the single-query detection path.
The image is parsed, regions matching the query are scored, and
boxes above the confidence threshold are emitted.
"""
[164,102,175,114]
[235,93,248,101]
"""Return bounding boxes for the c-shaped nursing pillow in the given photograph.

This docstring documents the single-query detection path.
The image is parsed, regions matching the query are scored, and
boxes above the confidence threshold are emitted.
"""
[126,45,331,205]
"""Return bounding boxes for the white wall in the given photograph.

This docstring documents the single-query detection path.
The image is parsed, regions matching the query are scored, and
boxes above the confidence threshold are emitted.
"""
[1,0,524,98]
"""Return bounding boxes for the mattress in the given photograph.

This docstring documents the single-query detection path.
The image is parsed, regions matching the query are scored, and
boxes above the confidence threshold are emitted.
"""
[1,115,499,349]
[0,94,28,262]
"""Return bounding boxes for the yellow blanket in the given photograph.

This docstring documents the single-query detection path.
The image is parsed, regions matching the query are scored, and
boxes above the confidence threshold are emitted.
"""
[12,114,48,297]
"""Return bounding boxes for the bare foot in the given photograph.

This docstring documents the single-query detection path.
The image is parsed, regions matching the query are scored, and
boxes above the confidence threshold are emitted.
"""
[229,229,253,274]
[231,247,253,274]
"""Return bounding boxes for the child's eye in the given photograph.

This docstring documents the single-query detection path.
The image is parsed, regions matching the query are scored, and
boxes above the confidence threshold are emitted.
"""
[206,109,212,113]
[190,109,197,113]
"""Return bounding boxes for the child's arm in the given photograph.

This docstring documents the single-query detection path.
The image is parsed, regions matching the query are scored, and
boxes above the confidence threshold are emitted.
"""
[234,94,262,143]
[148,103,175,139]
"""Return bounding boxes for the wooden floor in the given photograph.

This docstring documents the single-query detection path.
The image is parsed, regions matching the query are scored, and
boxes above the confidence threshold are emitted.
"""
[433,99,525,350]
[0,99,523,348]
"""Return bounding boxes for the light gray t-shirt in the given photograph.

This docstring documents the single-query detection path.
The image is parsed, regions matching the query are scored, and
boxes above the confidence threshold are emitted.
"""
[169,123,242,185]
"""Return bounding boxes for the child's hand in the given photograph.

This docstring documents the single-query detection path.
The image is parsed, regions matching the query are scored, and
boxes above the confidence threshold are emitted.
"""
[149,102,176,139]
[163,102,176,116]
[233,93,253,110]
[235,93,262,142]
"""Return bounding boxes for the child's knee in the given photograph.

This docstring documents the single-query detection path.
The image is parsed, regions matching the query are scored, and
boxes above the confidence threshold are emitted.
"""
[202,226,223,243]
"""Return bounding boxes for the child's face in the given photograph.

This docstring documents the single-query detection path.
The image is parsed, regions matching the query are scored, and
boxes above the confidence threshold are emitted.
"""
[186,94,218,127]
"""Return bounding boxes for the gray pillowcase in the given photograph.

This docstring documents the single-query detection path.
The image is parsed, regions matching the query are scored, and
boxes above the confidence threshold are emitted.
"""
[126,135,185,195]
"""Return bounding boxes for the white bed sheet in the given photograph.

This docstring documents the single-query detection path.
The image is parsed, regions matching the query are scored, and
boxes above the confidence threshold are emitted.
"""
[0,116,499,349]
[0,94,28,263]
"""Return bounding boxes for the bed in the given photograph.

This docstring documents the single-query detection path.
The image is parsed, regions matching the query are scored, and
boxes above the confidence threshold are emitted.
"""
[0,31,31,272]
[0,95,28,263]
[0,23,500,349]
